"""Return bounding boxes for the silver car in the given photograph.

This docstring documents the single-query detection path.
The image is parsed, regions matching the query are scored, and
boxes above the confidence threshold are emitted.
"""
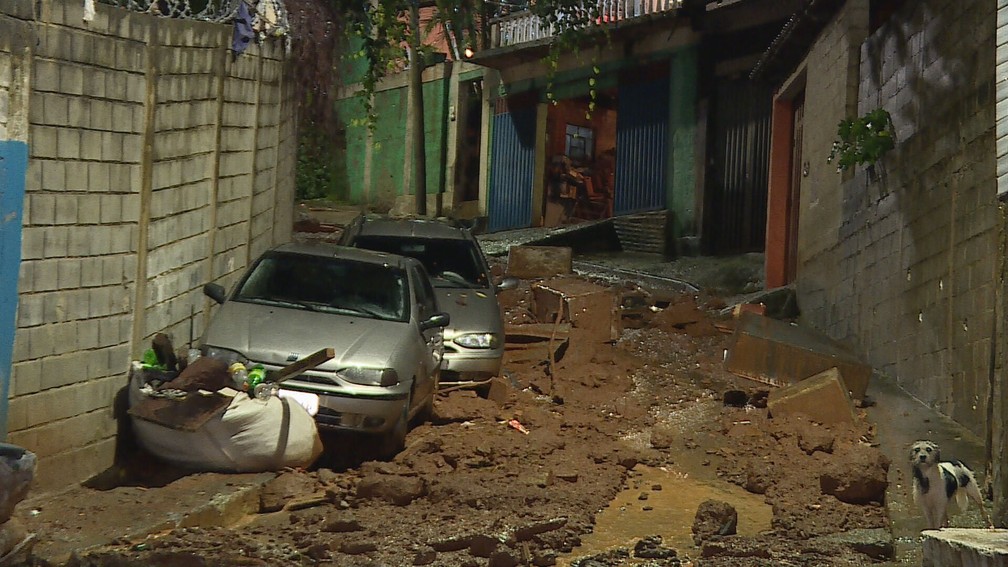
[340,216,516,389]
[200,242,449,456]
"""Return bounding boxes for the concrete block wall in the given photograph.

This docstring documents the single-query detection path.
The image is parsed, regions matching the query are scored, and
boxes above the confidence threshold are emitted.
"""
[3,0,296,491]
[797,0,997,437]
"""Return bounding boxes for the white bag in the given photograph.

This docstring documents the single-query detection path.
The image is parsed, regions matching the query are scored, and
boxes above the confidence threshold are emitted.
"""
[128,364,323,472]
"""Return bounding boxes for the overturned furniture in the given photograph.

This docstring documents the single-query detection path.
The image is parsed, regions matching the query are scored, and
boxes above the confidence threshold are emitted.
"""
[725,312,872,401]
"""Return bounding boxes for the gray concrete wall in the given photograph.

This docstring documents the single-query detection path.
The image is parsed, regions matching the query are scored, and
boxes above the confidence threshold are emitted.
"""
[797,0,997,439]
[1,0,296,491]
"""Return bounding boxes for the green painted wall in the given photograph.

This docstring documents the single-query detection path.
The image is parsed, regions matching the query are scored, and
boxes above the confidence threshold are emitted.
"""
[331,68,453,207]
[333,94,369,201]
[367,87,410,203]
[667,45,698,242]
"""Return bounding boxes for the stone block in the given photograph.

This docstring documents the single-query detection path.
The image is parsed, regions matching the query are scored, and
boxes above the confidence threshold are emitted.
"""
[506,245,573,279]
[767,367,856,425]
[725,313,872,400]
[922,528,1008,567]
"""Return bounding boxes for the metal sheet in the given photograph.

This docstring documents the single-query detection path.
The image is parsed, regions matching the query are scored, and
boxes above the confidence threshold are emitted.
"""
[614,77,669,215]
[705,78,772,254]
[489,107,537,231]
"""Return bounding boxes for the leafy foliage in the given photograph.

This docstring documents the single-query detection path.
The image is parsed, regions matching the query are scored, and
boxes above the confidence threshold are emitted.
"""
[828,108,895,172]
[295,126,341,200]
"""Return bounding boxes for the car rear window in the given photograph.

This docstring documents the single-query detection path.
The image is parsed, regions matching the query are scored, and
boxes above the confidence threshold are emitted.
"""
[234,252,409,322]
[353,235,489,289]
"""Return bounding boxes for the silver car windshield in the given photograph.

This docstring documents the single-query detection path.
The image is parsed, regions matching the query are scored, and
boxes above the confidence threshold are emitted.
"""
[233,252,410,322]
[353,235,489,289]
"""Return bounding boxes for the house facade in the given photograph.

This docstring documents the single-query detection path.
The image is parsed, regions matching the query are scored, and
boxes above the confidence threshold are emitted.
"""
[332,0,799,255]
[757,0,1008,519]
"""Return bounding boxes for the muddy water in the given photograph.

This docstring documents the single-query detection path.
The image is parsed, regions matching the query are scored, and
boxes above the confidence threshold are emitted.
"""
[559,464,772,565]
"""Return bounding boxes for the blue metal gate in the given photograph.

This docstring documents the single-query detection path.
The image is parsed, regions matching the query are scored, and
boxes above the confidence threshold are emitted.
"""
[614,77,669,215]
[0,141,27,439]
[488,106,536,231]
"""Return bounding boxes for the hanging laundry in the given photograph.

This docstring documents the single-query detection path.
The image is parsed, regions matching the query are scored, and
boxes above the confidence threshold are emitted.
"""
[232,1,256,57]
[83,0,95,22]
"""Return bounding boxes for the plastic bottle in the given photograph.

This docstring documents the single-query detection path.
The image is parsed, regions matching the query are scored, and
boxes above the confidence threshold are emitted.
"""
[228,363,248,389]
[246,365,266,393]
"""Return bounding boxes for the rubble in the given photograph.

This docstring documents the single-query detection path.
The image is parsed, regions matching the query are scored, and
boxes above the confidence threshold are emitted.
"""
[506,245,573,279]
[767,367,857,425]
[725,312,872,400]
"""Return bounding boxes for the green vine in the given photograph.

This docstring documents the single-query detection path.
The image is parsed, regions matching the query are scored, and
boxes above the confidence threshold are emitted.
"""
[533,0,606,117]
[828,108,895,172]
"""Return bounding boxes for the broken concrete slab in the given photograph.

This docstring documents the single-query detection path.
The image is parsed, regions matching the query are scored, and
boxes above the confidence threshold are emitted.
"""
[506,246,573,279]
[922,528,1008,567]
[531,278,621,342]
[532,277,621,366]
[725,313,872,400]
[17,472,274,565]
[767,368,857,426]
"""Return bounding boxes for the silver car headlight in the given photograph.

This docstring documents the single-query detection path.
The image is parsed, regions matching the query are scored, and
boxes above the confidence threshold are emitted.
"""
[453,333,500,349]
[200,346,249,367]
[338,367,399,387]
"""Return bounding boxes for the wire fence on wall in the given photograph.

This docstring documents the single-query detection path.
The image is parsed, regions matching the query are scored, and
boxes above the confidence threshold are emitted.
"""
[97,0,287,27]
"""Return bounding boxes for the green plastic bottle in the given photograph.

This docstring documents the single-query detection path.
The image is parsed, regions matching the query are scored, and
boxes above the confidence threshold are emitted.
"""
[245,365,266,393]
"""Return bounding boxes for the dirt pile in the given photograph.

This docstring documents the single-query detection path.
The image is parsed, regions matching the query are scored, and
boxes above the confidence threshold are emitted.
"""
[56,272,890,566]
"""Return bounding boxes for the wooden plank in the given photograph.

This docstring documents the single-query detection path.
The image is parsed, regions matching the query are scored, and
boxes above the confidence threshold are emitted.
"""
[273,348,336,383]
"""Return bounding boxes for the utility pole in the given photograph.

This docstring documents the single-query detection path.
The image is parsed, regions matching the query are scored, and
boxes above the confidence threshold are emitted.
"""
[408,0,427,216]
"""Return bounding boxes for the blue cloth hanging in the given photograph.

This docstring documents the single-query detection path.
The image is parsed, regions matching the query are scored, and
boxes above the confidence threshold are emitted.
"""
[232,2,255,57]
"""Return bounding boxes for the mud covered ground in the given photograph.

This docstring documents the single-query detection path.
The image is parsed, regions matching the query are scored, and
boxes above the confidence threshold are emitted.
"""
[50,270,891,567]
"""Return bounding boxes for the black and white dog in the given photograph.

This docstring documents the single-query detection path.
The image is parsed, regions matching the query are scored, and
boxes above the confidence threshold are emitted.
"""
[909,440,993,530]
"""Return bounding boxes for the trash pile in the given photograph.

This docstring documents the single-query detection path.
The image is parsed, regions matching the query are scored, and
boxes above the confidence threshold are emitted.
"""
[0,444,35,565]
[126,334,324,473]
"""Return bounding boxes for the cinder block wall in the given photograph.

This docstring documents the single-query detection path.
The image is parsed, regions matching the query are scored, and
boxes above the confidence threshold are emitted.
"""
[2,0,296,491]
[799,0,997,437]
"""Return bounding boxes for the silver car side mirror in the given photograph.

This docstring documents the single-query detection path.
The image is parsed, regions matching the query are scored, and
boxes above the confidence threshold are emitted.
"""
[420,312,451,331]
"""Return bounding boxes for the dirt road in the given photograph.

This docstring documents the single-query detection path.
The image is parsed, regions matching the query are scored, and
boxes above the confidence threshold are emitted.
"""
[49,272,890,567]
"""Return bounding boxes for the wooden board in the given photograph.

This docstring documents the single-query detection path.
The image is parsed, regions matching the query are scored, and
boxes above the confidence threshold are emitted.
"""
[128,393,233,432]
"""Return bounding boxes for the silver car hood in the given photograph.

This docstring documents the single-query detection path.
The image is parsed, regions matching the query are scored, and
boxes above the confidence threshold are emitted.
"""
[434,287,503,337]
[202,300,412,370]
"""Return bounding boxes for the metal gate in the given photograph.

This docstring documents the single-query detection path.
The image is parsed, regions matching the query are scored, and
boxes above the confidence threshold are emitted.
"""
[488,106,537,232]
[704,78,773,254]
[614,76,669,215]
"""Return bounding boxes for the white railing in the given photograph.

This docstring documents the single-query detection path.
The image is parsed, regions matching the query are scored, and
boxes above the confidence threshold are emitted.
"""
[489,0,682,49]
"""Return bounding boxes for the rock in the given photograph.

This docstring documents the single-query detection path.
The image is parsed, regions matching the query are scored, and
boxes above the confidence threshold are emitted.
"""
[692,500,738,545]
[434,391,499,423]
[810,528,894,560]
[469,534,500,557]
[321,512,363,533]
[532,551,558,566]
[488,549,520,567]
[356,474,427,506]
[700,538,773,559]
[650,424,676,449]
[798,429,835,455]
[513,517,567,542]
[340,540,378,554]
[633,535,677,559]
[486,376,512,405]
[259,471,318,513]
[552,470,579,483]
[0,518,28,558]
[0,446,35,524]
[430,535,471,552]
[413,547,437,565]
[819,447,890,504]
[303,542,330,561]
[742,461,770,495]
